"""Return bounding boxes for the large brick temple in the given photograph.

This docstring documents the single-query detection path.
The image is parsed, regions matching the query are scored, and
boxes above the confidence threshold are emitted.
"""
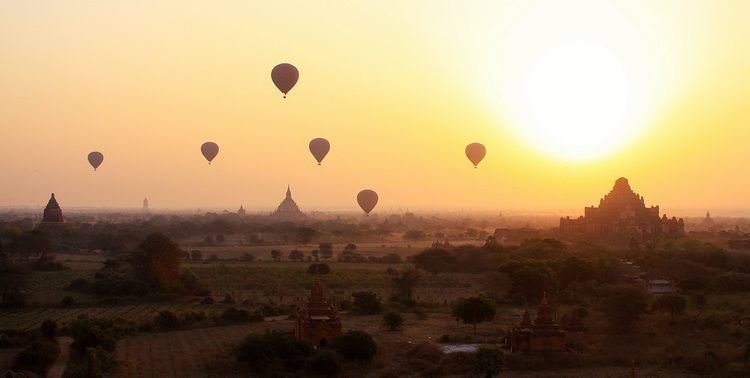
[42,193,65,223]
[559,177,684,240]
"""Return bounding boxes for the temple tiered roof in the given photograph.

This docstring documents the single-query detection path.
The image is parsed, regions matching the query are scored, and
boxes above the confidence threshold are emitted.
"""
[42,193,64,223]
[272,185,304,219]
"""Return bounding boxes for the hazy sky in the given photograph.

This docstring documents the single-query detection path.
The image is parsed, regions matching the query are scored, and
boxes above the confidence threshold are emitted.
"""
[1,1,749,213]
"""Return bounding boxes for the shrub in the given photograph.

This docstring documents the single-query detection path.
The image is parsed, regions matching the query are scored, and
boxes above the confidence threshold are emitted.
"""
[305,350,341,377]
[307,263,331,275]
[41,320,57,340]
[351,291,382,315]
[31,255,67,271]
[220,307,263,324]
[474,345,504,377]
[61,296,75,307]
[653,294,687,319]
[331,330,377,362]
[0,333,11,348]
[201,296,214,304]
[237,331,313,374]
[222,294,236,304]
[68,316,124,353]
[13,340,59,375]
[154,311,181,330]
[383,312,405,331]
[67,278,90,292]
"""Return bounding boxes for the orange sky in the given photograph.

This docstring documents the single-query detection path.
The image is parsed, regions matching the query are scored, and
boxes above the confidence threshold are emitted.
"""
[1,1,749,214]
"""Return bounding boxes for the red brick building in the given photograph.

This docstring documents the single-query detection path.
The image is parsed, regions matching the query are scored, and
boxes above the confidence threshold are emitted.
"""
[295,276,341,347]
[507,294,566,354]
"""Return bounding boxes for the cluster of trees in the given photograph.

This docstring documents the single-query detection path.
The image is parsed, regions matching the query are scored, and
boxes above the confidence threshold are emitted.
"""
[236,330,377,376]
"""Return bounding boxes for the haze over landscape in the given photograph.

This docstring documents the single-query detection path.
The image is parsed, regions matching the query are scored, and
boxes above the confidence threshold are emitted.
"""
[2,0,750,211]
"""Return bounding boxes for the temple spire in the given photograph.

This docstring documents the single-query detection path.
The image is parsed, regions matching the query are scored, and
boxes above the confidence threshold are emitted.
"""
[286,185,292,199]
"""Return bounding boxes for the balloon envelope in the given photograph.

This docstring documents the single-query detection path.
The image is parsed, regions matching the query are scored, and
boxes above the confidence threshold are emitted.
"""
[271,63,299,97]
[87,151,104,171]
[201,142,219,164]
[309,138,330,165]
[465,143,486,168]
[357,189,378,215]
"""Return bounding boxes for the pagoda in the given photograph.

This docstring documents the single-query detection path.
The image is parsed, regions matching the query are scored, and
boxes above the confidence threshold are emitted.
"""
[506,294,566,354]
[271,185,304,219]
[42,193,65,223]
[559,177,684,240]
[295,276,342,347]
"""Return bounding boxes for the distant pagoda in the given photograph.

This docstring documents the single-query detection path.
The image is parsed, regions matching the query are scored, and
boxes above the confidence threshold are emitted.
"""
[295,276,342,347]
[559,177,684,240]
[143,197,149,214]
[237,205,246,216]
[42,193,65,223]
[271,185,304,220]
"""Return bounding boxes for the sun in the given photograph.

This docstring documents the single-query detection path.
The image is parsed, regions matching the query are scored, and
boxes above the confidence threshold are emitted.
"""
[491,1,661,161]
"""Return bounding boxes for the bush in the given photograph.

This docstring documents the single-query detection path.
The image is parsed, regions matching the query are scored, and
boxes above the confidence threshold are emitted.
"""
[61,296,75,307]
[31,255,67,271]
[220,307,263,324]
[222,294,236,304]
[68,316,126,353]
[474,345,504,377]
[0,333,11,348]
[64,346,118,378]
[307,263,331,275]
[67,278,90,292]
[383,312,405,331]
[653,294,687,319]
[305,350,341,377]
[331,330,377,362]
[13,340,59,375]
[201,296,214,304]
[351,291,382,315]
[41,320,57,340]
[237,331,313,374]
[154,311,181,330]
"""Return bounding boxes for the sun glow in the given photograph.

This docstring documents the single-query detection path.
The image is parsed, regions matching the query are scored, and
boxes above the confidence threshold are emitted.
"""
[492,1,665,161]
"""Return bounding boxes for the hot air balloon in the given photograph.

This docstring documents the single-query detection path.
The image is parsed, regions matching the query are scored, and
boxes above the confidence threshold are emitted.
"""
[201,142,219,164]
[309,138,330,165]
[271,63,299,98]
[87,151,104,171]
[465,143,486,168]
[357,189,378,215]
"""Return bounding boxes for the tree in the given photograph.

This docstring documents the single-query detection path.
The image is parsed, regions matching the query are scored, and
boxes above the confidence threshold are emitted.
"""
[403,230,426,241]
[237,331,313,374]
[500,260,558,303]
[190,250,202,261]
[288,250,305,262]
[319,243,334,260]
[452,297,496,334]
[9,229,51,259]
[305,351,341,377]
[351,292,382,315]
[556,257,594,289]
[653,294,687,319]
[204,235,214,244]
[132,233,181,290]
[411,248,457,274]
[296,227,317,245]
[383,312,404,331]
[331,330,377,362]
[601,285,651,327]
[344,243,357,252]
[215,234,226,243]
[474,345,504,378]
[380,253,401,264]
[311,249,320,261]
[270,249,282,261]
[307,263,331,275]
[391,268,420,302]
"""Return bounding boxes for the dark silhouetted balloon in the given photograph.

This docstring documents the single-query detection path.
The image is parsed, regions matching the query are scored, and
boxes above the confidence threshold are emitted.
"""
[271,63,299,98]
[309,138,330,165]
[201,142,219,164]
[87,151,104,171]
[465,143,486,168]
[357,189,378,215]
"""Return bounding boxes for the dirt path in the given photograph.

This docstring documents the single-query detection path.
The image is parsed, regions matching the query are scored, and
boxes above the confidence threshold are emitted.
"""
[47,336,73,378]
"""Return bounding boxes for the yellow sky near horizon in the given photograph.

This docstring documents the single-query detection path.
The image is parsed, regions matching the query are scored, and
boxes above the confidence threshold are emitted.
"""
[1,1,749,213]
